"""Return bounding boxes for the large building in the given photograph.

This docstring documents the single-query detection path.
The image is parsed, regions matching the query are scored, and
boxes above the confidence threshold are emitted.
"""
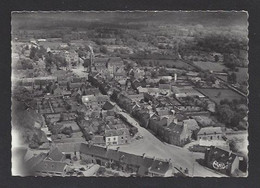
[197,126,225,141]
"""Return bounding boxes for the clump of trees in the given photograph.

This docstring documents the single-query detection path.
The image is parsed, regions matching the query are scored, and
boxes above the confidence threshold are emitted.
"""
[227,72,237,84]
[29,46,47,61]
[215,98,247,130]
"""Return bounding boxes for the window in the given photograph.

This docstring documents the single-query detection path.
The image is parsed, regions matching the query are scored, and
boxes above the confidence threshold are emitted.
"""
[108,138,110,141]
[114,137,116,140]
[210,136,213,140]
[121,136,124,139]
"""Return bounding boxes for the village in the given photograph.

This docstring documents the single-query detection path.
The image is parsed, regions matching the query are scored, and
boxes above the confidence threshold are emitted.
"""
[11,13,248,177]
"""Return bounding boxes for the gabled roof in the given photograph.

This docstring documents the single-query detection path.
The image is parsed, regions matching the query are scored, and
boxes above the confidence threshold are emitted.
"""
[105,128,129,137]
[159,84,171,90]
[108,57,123,65]
[82,95,109,103]
[33,160,67,173]
[197,126,223,136]
[183,119,199,131]
[149,159,170,175]
[95,57,109,66]
[56,142,81,152]
[92,135,105,144]
[168,123,184,135]
[47,147,64,161]
[102,101,114,110]
[26,153,47,170]
[206,146,238,164]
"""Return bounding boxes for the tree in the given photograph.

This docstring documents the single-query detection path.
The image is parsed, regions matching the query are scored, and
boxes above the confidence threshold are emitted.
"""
[61,126,73,137]
[227,73,237,84]
[83,59,91,71]
[214,55,219,62]
[216,104,234,125]
[100,46,108,54]
[216,91,222,98]
[151,70,158,78]
[29,133,40,149]
[29,47,37,59]
[158,67,167,76]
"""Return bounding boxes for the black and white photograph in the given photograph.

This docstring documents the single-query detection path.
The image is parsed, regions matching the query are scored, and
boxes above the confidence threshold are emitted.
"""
[11,11,248,177]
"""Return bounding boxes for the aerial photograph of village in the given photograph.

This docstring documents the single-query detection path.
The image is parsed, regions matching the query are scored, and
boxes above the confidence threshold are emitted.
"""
[11,11,248,177]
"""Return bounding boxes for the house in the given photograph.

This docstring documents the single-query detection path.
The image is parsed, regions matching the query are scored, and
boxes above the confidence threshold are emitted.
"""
[55,121,81,133]
[167,122,191,146]
[46,147,65,161]
[24,145,70,176]
[107,57,124,77]
[174,87,205,98]
[102,101,114,110]
[183,119,200,132]
[197,126,225,141]
[56,142,81,160]
[204,146,241,176]
[92,135,106,146]
[82,95,109,109]
[148,159,172,177]
[128,94,144,102]
[93,57,109,73]
[114,72,126,80]
[134,68,146,79]
[105,128,130,146]
[33,160,68,177]
[63,50,79,66]
[159,84,172,92]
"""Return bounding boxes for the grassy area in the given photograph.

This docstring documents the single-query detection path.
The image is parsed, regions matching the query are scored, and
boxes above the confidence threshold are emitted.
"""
[235,68,248,83]
[197,88,243,104]
[193,61,226,72]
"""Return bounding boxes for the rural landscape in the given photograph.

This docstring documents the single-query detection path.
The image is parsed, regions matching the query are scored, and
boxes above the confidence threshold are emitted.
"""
[11,11,248,177]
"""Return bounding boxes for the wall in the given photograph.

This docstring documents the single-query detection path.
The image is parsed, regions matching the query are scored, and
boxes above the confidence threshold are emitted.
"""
[106,136,118,146]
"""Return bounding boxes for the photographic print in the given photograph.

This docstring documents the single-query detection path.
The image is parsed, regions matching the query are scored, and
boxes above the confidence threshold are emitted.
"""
[11,11,248,177]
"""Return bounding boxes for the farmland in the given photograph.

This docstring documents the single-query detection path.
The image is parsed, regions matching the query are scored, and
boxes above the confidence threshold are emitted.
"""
[193,61,226,72]
[197,88,244,104]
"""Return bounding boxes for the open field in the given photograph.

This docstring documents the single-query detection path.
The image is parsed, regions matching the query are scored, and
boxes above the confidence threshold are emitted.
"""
[193,61,226,72]
[142,59,194,70]
[197,88,244,104]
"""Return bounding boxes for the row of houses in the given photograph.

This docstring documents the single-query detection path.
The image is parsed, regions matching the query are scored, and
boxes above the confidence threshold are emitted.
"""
[25,143,173,177]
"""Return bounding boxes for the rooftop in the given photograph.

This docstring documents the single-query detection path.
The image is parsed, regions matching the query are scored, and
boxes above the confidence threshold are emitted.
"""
[198,126,224,135]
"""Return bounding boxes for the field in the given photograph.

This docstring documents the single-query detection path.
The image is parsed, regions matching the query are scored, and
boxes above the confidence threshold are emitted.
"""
[235,68,248,83]
[197,88,244,104]
[142,59,194,70]
[193,61,226,72]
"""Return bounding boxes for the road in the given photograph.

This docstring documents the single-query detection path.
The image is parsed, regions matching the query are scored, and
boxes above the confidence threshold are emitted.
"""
[72,66,226,177]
